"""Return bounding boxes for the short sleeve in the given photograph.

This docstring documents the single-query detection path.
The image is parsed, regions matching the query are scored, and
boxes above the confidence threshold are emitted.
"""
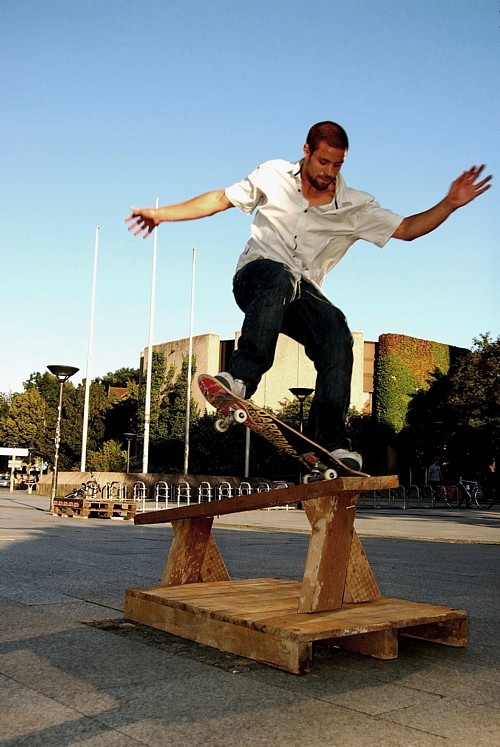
[225,164,266,215]
[355,198,404,247]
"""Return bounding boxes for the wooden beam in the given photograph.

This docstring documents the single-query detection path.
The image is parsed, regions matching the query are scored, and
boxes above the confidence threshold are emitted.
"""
[135,475,399,525]
[298,493,357,612]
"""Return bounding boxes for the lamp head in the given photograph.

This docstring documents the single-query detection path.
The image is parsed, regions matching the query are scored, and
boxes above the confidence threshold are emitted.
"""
[47,365,79,382]
[289,387,314,402]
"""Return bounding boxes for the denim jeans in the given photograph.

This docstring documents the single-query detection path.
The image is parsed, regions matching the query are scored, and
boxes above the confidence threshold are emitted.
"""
[229,259,353,451]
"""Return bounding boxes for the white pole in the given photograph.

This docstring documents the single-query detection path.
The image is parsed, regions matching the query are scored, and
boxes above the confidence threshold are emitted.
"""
[183,248,196,475]
[244,427,251,478]
[81,226,99,472]
[142,198,159,474]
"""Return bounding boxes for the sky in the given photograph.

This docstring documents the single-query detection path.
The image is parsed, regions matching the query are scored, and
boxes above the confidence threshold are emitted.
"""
[1,0,498,395]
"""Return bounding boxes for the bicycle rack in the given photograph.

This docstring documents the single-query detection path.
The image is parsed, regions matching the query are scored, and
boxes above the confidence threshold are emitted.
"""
[176,482,191,506]
[198,482,213,502]
[238,482,253,496]
[155,481,169,508]
[255,482,271,493]
[104,481,126,501]
[217,482,232,500]
[133,482,147,511]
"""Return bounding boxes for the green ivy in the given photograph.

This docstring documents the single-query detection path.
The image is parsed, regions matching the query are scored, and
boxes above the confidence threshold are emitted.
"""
[376,334,452,434]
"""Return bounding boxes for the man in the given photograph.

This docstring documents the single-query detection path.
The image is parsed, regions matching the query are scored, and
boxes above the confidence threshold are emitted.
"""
[428,458,444,493]
[126,121,491,470]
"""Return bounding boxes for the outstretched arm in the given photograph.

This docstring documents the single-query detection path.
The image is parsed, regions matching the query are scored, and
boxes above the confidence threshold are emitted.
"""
[392,165,492,241]
[126,189,234,238]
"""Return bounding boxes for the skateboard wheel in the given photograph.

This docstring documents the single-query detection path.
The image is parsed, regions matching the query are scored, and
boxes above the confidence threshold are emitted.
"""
[215,419,230,433]
[323,468,338,480]
[302,473,316,484]
[233,408,248,424]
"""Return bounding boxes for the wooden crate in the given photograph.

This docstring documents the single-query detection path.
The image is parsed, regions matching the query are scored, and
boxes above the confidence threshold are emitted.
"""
[124,477,468,674]
[54,498,137,520]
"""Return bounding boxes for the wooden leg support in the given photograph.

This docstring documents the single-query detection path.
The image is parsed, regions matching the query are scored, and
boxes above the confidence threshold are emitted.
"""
[334,629,399,659]
[161,517,229,586]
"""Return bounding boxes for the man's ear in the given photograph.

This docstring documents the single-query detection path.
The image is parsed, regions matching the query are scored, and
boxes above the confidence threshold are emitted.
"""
[303,143,310,158]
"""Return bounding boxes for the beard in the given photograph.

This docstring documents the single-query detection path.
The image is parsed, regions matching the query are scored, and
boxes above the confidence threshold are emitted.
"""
[303,167,334,192]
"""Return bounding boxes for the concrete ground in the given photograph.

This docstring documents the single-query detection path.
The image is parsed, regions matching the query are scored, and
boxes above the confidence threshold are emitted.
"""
[1,488,499,746]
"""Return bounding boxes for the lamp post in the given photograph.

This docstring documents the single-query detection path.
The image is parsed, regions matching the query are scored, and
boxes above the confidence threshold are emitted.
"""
[289,387,314,434]
[123,432,136,473]
[6,440,18,494]
[47,365,79,511]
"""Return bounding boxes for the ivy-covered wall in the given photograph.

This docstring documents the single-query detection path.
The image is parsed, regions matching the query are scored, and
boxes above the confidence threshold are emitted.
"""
[375,334,454,434]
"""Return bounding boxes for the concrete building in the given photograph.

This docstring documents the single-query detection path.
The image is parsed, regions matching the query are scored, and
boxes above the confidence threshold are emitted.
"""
[141,331,375,416]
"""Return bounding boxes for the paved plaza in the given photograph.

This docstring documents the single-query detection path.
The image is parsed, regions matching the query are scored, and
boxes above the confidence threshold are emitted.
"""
[1,489,499,746]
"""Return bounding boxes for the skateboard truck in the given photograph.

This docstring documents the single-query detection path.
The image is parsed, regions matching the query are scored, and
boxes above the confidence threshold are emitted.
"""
[301,452,338,482]
[215,407,248,433]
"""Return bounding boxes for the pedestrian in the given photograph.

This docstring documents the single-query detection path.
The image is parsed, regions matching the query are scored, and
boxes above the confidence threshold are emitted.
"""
[428,458,444,492]
[126,121,491,470]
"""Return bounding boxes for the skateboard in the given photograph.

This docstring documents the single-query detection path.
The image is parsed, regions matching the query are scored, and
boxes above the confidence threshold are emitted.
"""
[198,374,369,481]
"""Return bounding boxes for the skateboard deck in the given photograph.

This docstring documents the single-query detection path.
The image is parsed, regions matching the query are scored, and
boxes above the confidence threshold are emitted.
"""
[198,374,368,480]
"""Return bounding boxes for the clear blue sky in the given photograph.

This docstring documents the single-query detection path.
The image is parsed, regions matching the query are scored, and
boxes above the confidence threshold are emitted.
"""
[1,0,497,394]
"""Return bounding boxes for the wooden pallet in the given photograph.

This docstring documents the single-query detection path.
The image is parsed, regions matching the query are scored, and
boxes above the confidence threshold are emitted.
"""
[124,477,467,674]
[54,498,136,520]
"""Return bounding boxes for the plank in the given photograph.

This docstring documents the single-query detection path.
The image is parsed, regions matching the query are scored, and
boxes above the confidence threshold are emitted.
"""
[134,475,399,524]
[299,493,357,612]
[401,618,468,647]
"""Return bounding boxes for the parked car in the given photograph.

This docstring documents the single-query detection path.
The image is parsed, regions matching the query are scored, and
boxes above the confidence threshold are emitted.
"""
[0,472,10,488]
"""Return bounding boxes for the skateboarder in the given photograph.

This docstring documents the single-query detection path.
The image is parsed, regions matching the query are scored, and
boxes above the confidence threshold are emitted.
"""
[126,121,491,470]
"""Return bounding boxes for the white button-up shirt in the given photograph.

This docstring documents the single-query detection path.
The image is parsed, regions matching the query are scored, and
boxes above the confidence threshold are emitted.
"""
[225,159,403,289]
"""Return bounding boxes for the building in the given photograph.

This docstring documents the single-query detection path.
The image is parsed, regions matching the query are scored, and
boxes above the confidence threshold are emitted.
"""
[141,331,376,416]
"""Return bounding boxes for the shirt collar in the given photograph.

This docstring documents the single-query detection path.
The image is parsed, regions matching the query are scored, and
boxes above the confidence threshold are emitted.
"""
[288,159,302,178]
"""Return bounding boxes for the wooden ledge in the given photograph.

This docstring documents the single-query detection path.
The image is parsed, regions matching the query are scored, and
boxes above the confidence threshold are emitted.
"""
[134,475,399,525]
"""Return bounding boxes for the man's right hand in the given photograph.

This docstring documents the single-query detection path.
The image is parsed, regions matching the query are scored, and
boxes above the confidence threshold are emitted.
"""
[125,207,159,238]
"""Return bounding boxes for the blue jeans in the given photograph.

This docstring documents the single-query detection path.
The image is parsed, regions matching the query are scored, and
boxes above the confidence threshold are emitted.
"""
[228,259,353,451]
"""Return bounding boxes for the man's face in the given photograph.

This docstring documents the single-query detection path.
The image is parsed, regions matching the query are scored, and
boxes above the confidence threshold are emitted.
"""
[302,141,347,191]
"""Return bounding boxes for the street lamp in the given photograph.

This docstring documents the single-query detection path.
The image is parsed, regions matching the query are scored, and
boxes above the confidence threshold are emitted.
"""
[47,365,79,511]
[289,387,314,434]
[123,432,136,473]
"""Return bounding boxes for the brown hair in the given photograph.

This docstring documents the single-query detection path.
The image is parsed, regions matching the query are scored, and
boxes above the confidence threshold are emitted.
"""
[306,121,349,153]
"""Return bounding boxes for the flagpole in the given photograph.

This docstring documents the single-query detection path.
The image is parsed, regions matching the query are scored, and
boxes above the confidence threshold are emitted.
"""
[183,247,196,475]
[80,226,99,472]
[142,197,159,474]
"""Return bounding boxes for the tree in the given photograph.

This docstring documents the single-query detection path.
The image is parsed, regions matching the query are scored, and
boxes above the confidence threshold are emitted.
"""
[0,388,47,455]
[163,356,200,440]
[105,380,139,445]
[96,367,140,388]
[87,440,127,472]
[62,381,110,468]
[401,333,499,479]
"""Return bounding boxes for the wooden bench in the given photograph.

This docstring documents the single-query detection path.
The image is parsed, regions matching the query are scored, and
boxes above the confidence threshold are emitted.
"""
[124,476,467,674]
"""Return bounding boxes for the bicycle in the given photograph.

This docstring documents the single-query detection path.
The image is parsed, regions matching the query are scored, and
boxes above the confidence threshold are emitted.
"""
[63,474,102,502]
[445,477,492,509]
